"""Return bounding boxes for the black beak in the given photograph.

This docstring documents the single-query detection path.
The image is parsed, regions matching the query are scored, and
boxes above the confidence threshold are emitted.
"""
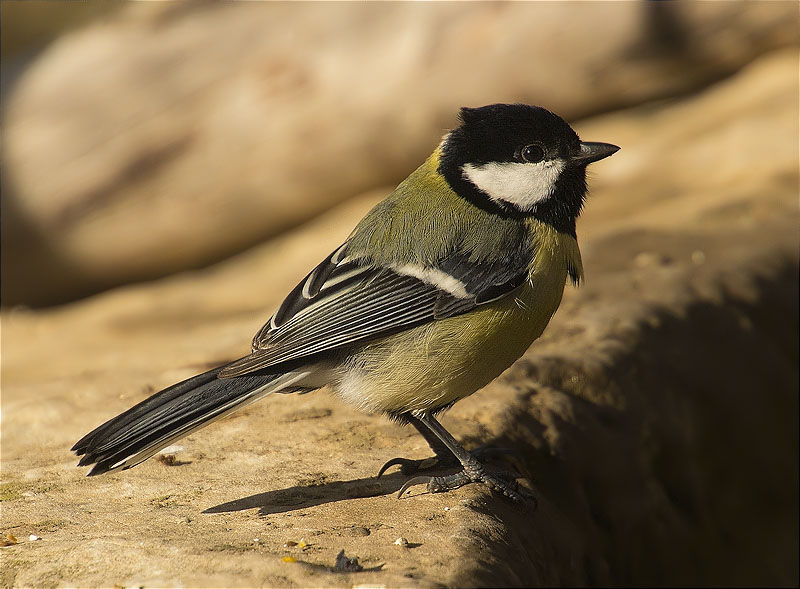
[571,142,619,166]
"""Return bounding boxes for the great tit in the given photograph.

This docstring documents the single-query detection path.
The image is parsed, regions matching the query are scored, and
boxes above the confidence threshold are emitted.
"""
[73,103,618,502]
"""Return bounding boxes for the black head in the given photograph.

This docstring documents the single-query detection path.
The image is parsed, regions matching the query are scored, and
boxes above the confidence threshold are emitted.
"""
[439,103,618,236]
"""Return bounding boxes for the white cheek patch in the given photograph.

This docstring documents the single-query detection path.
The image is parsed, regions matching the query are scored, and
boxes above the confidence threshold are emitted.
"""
[462,160,565,211]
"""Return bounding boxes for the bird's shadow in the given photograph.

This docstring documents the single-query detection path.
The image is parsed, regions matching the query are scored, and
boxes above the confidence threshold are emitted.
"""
[203,470,425,516]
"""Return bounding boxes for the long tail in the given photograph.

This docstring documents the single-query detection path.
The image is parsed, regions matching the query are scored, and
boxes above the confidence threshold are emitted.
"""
[72,364,313,476]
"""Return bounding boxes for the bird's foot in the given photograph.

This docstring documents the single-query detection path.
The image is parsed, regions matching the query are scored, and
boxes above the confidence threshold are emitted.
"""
[397,462,536,504]
[376,446,520,478]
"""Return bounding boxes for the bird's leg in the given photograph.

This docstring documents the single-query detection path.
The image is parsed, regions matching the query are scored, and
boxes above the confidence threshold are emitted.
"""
[377,413,519,477]
[396,413,535,503]
[377,414,459,477]
[377,413,523,478]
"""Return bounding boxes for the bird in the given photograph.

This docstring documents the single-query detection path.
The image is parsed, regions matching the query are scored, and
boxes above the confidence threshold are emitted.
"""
[72,103,618,502]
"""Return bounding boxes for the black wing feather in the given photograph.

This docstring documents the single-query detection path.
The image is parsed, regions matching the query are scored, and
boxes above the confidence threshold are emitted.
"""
[218,242,530,378]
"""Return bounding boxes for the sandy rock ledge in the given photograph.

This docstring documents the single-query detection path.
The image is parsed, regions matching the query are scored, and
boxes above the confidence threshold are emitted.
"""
[1,50,798,586]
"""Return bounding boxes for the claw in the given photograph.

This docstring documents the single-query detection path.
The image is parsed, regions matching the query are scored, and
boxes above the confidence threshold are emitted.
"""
[481,470,536,503]
[376,456,441,478]
[397,468,535,503]
[380,447,521,479]
[397,470,473,499]
[377,458,413,478]
[397,475,433,498]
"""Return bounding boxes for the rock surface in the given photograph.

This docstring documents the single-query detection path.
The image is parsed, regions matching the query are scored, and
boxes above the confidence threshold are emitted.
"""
[1,50,798,587]
[2,2,797,305]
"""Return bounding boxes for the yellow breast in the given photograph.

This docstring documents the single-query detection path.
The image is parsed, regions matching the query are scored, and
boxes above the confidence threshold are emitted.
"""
[330,221,582,415]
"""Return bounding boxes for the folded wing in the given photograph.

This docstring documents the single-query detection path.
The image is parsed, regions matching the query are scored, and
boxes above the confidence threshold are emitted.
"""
[218,243,529,378]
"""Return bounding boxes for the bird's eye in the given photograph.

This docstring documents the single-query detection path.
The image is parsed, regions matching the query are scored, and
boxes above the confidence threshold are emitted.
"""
[521,144,545,163]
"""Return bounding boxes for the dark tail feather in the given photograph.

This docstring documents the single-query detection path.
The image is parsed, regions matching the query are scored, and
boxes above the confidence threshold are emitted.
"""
[72,365,300,476]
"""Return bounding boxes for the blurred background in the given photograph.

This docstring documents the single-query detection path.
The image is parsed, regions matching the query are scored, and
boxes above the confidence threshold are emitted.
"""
[1,1,797,307]
[1,3,798,587]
